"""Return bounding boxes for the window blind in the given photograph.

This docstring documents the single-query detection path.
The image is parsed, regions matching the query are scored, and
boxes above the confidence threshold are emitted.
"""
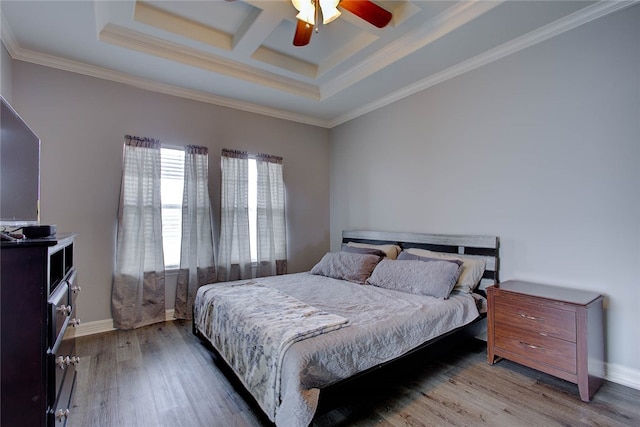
[161,148,185,269]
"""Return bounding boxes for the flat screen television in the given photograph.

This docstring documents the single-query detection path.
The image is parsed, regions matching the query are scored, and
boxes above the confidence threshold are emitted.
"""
[0,95,41,227]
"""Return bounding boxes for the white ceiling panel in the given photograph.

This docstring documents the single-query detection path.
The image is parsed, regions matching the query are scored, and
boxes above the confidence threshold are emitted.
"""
[1,1,635,127]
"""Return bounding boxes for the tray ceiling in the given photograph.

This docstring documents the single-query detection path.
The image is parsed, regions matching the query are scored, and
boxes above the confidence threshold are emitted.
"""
[0,1,634,127]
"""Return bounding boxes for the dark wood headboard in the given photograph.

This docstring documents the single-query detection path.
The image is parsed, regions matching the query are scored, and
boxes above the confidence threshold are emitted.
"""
[342,230,500,290]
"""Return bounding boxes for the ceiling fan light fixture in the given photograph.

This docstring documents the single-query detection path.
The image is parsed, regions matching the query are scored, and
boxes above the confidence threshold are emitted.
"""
[292,0,316,25]
[291,0,392,47]
[319,0,341,24]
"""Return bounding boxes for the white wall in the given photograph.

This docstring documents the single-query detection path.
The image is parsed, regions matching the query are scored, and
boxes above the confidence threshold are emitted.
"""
[330,5,640,386]
[12,62,331,324]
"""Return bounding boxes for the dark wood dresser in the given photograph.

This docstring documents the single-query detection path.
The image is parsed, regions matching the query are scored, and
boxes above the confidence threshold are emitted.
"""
[1,234,80,426]
[487,280,604,402]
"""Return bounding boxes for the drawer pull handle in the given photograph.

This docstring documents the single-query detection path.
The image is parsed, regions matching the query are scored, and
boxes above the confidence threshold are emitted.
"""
[519,313,538,320]
[55,408,70,421]
[520,341,543,350]
[56,305,72,316]
[69,356,80,365]
[72,285,82,293]
[70,318,81,327]
[55,356,70,370]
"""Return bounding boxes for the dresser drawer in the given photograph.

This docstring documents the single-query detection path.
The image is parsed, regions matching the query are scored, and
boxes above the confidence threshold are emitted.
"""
[494,323,576,374]
[68,268,81,335]
[48,281,70,351]
[494,294,576,342]
[67,268,79,303]
[50,334,73,404]
[49,360,76,427]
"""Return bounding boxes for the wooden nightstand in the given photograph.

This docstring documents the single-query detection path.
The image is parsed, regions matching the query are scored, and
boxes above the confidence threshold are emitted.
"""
[487,280,604,402]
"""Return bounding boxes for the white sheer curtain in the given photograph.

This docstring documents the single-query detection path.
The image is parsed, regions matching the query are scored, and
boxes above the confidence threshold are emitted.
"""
[255,154,287,277]
[174,145,216,319]
[218,149,252,281]
[112,135,166,330]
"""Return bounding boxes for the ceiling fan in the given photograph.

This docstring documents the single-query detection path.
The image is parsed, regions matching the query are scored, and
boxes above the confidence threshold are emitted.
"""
[292,0,392,46]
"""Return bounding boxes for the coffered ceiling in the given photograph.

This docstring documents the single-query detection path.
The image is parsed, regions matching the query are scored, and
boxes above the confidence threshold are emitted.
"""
[0,1,635,127]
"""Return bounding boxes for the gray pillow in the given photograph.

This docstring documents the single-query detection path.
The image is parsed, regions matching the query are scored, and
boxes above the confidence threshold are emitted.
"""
[397,251,463,268]
[311,252,382,284]
[340,243,386,258]
[366,258,463,298]
[402,248,485,293]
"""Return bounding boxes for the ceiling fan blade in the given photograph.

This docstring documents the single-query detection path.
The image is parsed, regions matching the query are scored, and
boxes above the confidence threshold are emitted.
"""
[293,20,313,46]
[340,0,392,28]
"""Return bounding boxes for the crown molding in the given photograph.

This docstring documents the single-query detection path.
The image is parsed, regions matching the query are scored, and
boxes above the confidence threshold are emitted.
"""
[0,12,330,128]
[2,1,636,129]
[98,23,320,100]
[328,0,638,127]
[4,42,331,127]
[320,0,503,100]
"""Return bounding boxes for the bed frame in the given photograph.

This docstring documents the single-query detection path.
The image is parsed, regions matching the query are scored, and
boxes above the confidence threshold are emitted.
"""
[325,229,500,386]
[194,230,500,422]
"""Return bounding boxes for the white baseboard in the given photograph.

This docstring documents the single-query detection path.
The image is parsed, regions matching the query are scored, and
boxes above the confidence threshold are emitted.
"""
[73,313,640,392]
[75,318,115,337]
[605,362,640,391]
[75,309,176,337]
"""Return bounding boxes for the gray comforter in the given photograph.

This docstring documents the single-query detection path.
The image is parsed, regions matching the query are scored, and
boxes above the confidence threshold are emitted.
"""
[194,282,350,420]
[194,272,480,427]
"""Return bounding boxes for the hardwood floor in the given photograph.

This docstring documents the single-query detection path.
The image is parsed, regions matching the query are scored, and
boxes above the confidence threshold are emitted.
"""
[69,320,640,427]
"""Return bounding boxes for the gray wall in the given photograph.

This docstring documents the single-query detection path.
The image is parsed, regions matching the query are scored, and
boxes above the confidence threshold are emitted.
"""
[6,4,639,387]
[330,5,640,379]
[1,42,13,101]
[12,62,331,323]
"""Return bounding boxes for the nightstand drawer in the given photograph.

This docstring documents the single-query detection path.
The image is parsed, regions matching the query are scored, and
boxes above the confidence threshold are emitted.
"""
[494,295,576,342]
[494,323,576,374]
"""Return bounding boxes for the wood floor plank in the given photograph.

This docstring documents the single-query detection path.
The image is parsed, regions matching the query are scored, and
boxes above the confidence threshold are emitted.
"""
[68,321,640,427]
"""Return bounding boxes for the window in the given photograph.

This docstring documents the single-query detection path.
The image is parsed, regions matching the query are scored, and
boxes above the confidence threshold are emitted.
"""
[218,150,286,280]
[219,157,259,263]
[160,147,185,269]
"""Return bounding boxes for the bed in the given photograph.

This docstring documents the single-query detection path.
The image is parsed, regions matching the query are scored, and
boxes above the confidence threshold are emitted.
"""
[193,230,500,427]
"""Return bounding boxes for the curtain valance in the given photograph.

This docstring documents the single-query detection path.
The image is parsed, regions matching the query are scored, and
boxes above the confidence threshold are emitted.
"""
[221,148,249,159]
[185,145,208,155]
[124,135,159,148]
[222,148,283,164]
[254,152,283,164]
